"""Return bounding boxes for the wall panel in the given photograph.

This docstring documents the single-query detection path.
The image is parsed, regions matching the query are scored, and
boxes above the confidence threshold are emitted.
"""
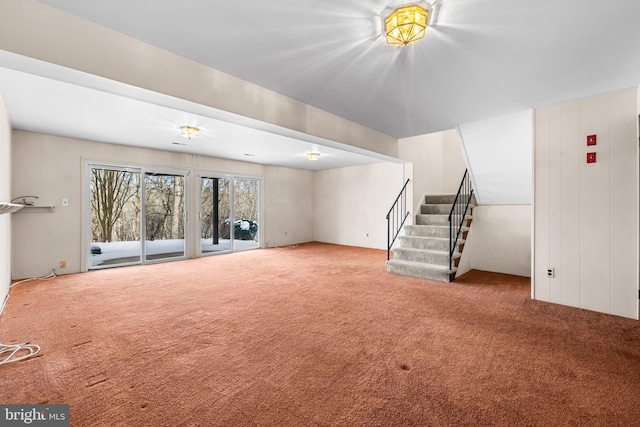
[609,89,638,318]
[560,101,581,308]
[549,105,563,304]
[534,107,551,301]
[534,88,638,319]
[578,94,611,314]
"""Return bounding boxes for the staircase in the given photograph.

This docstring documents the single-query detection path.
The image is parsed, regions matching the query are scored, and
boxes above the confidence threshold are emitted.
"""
[387,194,474,282]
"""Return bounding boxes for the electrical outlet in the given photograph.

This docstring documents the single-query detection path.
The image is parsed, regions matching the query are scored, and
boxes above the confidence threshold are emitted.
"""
[546,268,554,278]
[62,198,69,207]
[59,260,67,269]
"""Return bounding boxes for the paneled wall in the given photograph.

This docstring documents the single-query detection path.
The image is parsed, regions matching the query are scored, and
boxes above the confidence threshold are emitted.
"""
[534,88,638,319]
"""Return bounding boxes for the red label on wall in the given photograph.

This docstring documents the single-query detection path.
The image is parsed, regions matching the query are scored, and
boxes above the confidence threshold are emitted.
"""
[587,135,597,146]
[586,152,596,163]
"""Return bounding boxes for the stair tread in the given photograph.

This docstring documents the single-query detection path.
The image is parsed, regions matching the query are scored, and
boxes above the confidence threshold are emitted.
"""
[401,235,449,240]
[388,259,457,273]
[401,235,466,244]
[394,247,461,256]
[416,213,473,219]
[404,225,470,231]
[405,225,470,232]
[394,246,455,253]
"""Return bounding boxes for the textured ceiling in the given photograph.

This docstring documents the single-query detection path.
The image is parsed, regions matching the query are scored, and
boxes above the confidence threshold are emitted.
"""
[38,0,640,138]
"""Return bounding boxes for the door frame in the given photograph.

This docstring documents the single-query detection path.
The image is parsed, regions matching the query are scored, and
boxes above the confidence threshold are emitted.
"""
[83,161,189,271]
[196,172,263,257]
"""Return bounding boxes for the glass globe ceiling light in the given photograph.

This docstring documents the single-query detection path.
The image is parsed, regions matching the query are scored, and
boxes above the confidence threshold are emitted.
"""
[180,125,199,140]
[385,4,430,46]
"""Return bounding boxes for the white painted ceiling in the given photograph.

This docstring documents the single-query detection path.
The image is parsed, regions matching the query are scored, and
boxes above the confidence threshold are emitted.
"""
[3,0,640,173]
[0,51,399,171]
[36,0,640,138]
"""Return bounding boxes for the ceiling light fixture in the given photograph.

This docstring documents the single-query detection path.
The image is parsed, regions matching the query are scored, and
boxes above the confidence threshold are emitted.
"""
[385,4,430,46]
[307,152,320,161]
[180,125,199,140]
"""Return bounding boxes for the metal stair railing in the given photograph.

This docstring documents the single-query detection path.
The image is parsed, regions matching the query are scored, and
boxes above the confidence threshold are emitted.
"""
[386,179,410,261]
[448,170,474,271]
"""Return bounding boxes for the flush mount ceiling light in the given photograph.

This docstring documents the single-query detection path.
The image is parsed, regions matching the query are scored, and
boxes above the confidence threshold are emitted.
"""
[384,4,430,46]
[307,152,320,161]
[180,125,199,140]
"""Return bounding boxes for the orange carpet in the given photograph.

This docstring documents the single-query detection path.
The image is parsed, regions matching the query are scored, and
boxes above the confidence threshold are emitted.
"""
[1,242,639,426]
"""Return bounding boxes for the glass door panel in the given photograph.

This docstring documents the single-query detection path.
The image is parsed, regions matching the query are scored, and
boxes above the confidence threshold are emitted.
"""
[89,167,141,268]
[200,177,231,254]
[232,178,260,250]
[144,172,186,262]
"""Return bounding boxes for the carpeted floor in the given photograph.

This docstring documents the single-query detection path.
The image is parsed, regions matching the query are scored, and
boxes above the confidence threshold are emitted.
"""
[1,242,639,426]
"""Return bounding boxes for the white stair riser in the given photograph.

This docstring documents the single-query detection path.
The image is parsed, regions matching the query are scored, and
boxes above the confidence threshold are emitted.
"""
[404,225,450,238]
[415,215,449,226]
[421,204,452,214]
[425,195,457,204]
[399,236,457,251]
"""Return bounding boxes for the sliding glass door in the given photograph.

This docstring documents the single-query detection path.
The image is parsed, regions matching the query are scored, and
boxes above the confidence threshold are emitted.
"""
[89,167,141,268]
[88,164,188,269]
[199,175,260,255]
[233,178,260,251]
[199,177,231,254]
[144,172,186,262]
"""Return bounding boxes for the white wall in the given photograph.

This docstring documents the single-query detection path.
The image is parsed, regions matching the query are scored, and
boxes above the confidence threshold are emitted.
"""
[0,0,397,158]
[0,94,11,305]
[398,129,533,279]
[534,88,638,319]
[314,162,406,250]
[11,131,315,279]
[456,205,532,278]
[458,109,533,205]
[398,129,466,212]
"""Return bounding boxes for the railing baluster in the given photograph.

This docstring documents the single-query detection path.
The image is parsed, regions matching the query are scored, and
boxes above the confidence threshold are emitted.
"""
[448,170,474,277]
[386,179,411,261]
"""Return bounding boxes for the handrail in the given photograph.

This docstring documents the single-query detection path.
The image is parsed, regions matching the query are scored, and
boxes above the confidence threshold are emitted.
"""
[386,179,410,261]
[448,170,474,271]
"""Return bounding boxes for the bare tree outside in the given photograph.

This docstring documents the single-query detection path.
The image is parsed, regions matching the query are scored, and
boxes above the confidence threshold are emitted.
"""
[200,177,259,253]
[144,173,185,241]
[91,168,259,265]
[91,168,140,243]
